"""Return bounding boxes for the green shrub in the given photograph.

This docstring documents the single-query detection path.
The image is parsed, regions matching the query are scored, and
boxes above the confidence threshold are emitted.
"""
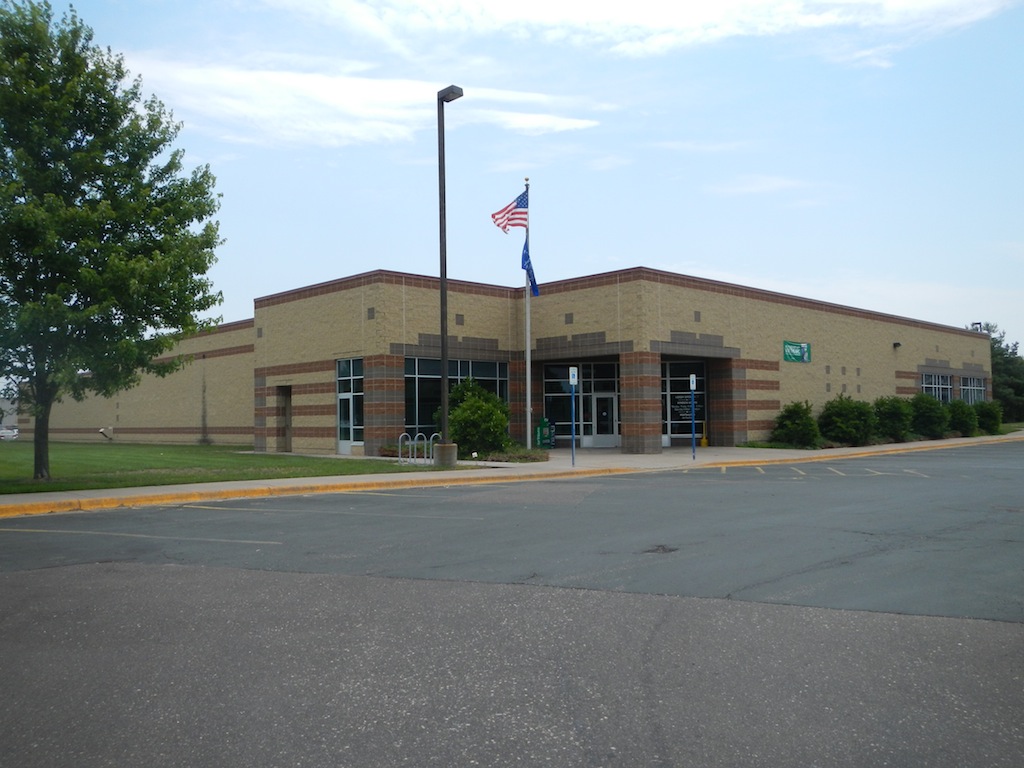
[445,378,502,415]
[873,396,913,442]
[449,397,514,458]
[910,393,949,439]
[771,401,820,448]
[974,400,1003,435]
[945,399,978,437]
[441,379,513,459]
[817,394,877,446]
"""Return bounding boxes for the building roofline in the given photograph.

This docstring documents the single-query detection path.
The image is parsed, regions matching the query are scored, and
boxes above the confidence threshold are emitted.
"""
[196,318,255,335]
[542,266,984,338]
[254,269,516,309]
[251,265,984,338]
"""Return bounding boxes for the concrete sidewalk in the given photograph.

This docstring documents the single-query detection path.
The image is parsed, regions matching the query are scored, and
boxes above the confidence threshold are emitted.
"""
[2,432,1022,518]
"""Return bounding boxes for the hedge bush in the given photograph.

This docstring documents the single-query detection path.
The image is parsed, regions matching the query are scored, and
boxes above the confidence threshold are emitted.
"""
[817,394,877,446]
[770,401,819,448]
[873,396,913,443]
[945,399,978,437]
[442,379,513,459]
[770,393,1001,449]
[910,393,949,439]
[974,400,1003,435]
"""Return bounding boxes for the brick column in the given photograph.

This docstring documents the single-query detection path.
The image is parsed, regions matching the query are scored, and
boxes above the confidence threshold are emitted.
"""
[254,380,292,453]
[706,359,739,447]
[706,358,779,446]
[363,354,406,456]
[253,374,268,452]
[620,351,662,454]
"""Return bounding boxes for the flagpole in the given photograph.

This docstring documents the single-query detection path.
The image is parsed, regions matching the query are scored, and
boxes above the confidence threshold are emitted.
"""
[524,179,532,450]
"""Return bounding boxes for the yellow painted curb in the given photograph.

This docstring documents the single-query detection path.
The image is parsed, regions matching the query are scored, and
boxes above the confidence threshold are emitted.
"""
[0,466,634,518]
[2,434,1020,518]
[707,433,1024,467]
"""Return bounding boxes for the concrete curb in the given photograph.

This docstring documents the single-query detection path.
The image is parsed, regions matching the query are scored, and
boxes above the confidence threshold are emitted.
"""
[693,433,1024,467]
[0,466,639,518]
[2,433,1022,518]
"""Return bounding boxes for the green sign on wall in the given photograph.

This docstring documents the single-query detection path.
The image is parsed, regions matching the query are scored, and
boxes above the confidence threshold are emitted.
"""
[783,340,811,363]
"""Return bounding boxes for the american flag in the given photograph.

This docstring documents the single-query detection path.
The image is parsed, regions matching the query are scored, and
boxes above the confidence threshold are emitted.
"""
[490,189,528,232]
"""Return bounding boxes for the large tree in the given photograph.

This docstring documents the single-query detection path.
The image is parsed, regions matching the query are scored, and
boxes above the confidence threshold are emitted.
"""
[983,323,1024,423]
[0,1,222,479]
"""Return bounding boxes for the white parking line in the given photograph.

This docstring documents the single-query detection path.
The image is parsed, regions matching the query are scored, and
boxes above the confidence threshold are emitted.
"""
[0,528,282,545]
[184,503,486,521]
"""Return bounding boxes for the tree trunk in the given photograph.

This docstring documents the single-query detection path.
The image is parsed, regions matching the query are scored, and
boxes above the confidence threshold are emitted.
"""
[33,399,52,481]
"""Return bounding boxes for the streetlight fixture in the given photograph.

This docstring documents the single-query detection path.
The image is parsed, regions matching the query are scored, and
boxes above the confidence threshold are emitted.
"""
[436,84,462,466]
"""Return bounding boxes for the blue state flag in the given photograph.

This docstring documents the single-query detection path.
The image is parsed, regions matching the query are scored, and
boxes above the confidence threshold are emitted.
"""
[522,234,539,296]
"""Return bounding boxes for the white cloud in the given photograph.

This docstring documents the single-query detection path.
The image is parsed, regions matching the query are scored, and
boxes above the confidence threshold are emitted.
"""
[124,1,1015,147]
[471,109,598,135]
[708,174,809,196]
[260,0,1014,57]
[835,43,903,69]
[653,140,750,153]
[134,59,426,145]
[587,154,631,171]
[129,54,598,146]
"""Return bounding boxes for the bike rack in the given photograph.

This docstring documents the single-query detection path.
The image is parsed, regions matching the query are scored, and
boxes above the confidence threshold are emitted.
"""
[398,432,442,465]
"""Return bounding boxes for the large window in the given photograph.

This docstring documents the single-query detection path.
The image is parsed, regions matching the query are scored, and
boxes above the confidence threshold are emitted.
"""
[662,361,706,439]
[404,358,509,436]
[960,376,986,405]
[543,364,574,435]
[337,358,364,443]
[543,361,619,439]
[921,373,952,403]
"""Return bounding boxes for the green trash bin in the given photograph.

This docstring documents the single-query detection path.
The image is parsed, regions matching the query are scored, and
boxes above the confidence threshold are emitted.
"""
[534,417,554,448]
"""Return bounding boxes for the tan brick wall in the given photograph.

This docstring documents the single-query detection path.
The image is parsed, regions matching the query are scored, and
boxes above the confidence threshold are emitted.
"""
[254,271,518,359]
[530,276,646,353]
[43,267,993,451]
[251,272,520,455]
[532,269,991,443]
[45,320,256,445]
[253,277,379,455]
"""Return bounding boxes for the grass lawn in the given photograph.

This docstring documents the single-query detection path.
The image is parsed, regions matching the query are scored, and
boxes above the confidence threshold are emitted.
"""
[0,442,445,494]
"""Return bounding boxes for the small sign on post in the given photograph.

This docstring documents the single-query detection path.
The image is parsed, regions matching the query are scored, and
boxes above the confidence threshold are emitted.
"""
[569,366,578,467]
[690,373,697,460]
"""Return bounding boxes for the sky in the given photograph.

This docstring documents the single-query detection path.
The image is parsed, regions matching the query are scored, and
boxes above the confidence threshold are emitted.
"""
[75,0,1023,347]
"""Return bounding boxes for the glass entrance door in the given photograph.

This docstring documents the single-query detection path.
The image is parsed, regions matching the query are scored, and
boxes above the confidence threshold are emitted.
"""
[337,393,363,455]
[591,394,619,448]
[338,395,353,454]
[337,358,364,455]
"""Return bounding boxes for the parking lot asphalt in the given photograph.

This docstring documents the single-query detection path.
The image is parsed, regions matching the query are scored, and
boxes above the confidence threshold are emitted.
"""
[2,561,1021,768]
[1,432,1023,517]
[3,435,1023,767]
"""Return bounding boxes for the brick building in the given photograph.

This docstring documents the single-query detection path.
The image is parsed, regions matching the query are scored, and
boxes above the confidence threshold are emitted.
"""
[40,267,992,454]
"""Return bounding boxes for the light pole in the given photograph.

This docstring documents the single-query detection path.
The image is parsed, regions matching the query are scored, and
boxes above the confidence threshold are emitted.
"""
[436,84,462,466]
